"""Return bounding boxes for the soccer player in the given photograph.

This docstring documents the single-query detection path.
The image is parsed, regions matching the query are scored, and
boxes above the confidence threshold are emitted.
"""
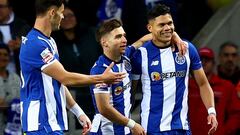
[19,0,125,135]
[131,4,218,135]
[89,19,186,135]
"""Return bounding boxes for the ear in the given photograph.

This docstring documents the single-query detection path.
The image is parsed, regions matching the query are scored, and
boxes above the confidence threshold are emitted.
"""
[48,8,56,18]
[100,38,108,47]
[147,23,152,33]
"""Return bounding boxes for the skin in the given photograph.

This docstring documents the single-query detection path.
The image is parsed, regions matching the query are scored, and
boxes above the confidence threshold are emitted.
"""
[27,4,126,134]
[218,45,239,76]
[134,13,218,134]
[96,26,147,135]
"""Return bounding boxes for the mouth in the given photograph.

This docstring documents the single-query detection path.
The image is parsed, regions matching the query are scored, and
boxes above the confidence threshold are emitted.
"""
[162,32,172,37]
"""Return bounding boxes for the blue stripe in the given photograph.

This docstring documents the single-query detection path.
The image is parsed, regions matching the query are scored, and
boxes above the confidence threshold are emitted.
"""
[112,64,125,134]
[147,43,163,133]
[170,52,187,129]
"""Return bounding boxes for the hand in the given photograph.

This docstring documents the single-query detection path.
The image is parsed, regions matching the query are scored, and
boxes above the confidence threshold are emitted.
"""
[7,37,21,51]
[102,62,126,84]
[171,32,187,56]
[78,115,91,135]
[207,114,218,135]
[131,123,146,135]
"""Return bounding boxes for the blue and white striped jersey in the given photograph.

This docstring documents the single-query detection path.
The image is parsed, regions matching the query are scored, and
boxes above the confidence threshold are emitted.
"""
[19,28,68,132]
[90,46,135,135]
[131,41,202,133]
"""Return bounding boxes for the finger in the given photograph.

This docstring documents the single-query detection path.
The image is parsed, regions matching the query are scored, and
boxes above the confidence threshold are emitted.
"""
[107,62,115,71]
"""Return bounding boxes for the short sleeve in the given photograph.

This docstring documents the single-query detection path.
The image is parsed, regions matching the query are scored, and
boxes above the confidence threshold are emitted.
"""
[188,42,202,70]
[131,49,142,80]
[125,45,136,59]
[21,39,57,70]
[90,65,110,94]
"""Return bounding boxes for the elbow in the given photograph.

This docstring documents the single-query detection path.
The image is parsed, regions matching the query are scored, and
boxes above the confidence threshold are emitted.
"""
[98,105,110,116]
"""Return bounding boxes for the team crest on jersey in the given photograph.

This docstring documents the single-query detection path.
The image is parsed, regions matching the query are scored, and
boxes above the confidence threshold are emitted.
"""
[175,53,186,65]
[41,48,54,64]
[123,60,131,71]
[114,86,123,95]
[151,72,161,81]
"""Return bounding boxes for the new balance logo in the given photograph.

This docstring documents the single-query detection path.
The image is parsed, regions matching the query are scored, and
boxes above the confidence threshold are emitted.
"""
[151,60,159,66]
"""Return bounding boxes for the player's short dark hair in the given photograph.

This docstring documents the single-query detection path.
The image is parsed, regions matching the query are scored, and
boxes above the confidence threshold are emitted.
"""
[147,4,171,21]
[95,19,122,43]
[219,42,238,54]
[35,0,63,16]
[0,43,10,55]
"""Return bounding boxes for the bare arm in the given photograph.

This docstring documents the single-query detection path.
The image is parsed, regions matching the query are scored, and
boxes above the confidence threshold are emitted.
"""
[132,34,152,49]
[172,32,187,56]
[65,86,91,134]
[193,68,218,134]
[95,93,129,125]
[193,68,214,109]
[95,93,146,134]
[42,61,125,87]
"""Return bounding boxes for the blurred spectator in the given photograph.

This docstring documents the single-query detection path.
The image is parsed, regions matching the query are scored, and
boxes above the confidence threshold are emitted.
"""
[217,42,240,85]
[0,0,30,74]
[189,47,236,135]
[4,98,21,135]
[0,43,20,134]
[52,6,102,125]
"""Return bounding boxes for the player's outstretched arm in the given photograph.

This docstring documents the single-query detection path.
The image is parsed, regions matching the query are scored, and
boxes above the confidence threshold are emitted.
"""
[65,86,91,134]
[42,61,125,87]
[193,68,218,134]
[132,33,152,49]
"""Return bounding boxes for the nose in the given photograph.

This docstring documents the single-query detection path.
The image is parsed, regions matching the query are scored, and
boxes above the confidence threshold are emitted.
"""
[122,36,127,43]
[163,24,171,30]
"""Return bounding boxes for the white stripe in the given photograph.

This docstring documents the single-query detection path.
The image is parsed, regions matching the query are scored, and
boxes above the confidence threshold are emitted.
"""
[20,71,25,88]
[180,49,190,130]
[93,88,111,94]
[101,116,114,135]
[160,48,176,131]
[41,59,57,70]
[42,73,61,131]
[27,100,40,131]
[139,47,151,132]
[117,63,131,134]
[38,36,55,54]
[91,114,102,132]
[20,102,23,126]
[60,85,68,130]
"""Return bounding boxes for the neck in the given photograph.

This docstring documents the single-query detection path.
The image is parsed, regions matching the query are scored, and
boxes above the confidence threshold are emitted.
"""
[104,51,121,62]
[34,16,52,37]
[152,39,171,48]
[0,67,7,78]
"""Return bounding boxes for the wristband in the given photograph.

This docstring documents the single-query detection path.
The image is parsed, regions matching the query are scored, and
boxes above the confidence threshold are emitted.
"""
[69,104,85,118]
[126,119,136,129]
[208,107,216,115]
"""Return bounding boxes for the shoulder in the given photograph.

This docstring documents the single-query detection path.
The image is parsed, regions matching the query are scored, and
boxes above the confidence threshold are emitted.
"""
[91,56,108,75]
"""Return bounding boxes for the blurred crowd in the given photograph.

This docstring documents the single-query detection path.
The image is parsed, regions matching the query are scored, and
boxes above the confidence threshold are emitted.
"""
[0,0,239,134]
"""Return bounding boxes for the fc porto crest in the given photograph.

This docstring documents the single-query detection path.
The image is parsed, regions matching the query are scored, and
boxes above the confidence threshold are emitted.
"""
[123,60,132,71]
[175,53,186,65]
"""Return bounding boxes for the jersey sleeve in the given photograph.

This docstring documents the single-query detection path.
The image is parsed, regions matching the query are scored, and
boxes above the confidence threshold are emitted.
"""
[125,45,136,59]
[131,49,142,80]
[90,65,111,94]
[188,42,202,70]
[22,39,57,70]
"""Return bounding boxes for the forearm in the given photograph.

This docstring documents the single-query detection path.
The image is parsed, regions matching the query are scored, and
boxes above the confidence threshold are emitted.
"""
[62,72,103,87]
[100,105,129,126]
[199,83,215,109]
[65,86,76,109]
